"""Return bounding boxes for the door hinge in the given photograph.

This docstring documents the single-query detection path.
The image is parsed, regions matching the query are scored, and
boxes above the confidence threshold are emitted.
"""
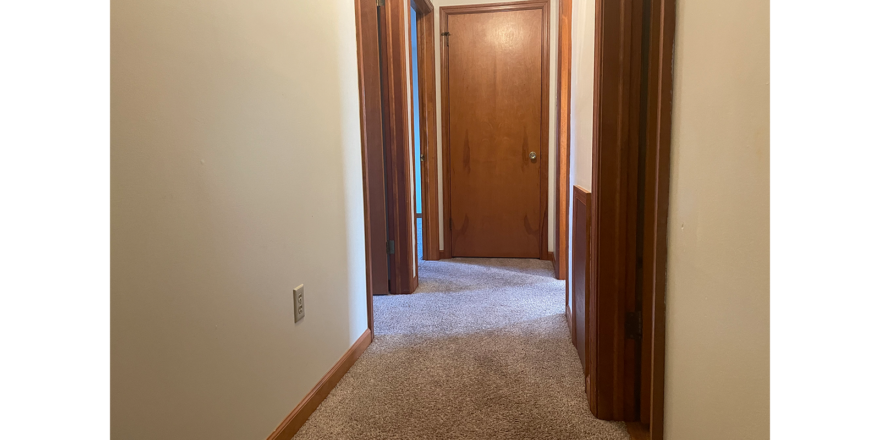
[625,312,642,340]
[448,218,453,231]
[441,31,451,47]
[377,0,385,6]
[386,240,395,254]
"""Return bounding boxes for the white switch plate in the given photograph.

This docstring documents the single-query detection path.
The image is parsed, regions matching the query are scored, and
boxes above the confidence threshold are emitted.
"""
[293,284,305,323]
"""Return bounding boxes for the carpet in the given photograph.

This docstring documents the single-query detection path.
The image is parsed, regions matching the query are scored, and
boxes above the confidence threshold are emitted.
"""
[293,258,630,439]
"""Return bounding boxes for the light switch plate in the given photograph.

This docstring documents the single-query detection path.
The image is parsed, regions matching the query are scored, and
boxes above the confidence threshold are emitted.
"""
[293,284,305,323]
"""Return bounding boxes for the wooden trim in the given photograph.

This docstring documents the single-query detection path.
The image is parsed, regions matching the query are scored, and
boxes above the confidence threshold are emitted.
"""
[266,329,372,440]
[565,304,574,344]
[412,0,440,261]
[354,0,391,333]
[379,0,418,294]
[439,0,548,14]
[590,0,645,421]
[626,422,651,440]
[588,0,675,435]
[412,0,433,14]
[640,0,675,437]
[439,0,551,259]
[554,0,573,281]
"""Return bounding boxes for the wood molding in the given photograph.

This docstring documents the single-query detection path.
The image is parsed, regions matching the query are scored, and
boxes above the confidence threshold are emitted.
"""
[379,0,418,294]
[439,0,551,259]
[588,0,675,435]
[412,0,433,13]
[413,0,441,261]
[354,0,392,333]
[565,304,574,342]
[266,329,372,440]
[554,0,573,281]
[640,0,675,437]
[626,422,651,440]
[590,0,645,421]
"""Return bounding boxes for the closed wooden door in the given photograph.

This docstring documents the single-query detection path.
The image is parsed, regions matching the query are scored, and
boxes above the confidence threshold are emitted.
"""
[443,3,548,258]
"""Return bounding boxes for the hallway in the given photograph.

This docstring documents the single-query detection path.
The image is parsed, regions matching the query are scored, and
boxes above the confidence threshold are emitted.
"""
[294,259,629,439]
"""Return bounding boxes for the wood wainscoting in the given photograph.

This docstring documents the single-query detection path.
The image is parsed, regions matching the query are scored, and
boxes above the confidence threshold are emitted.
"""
[266,330,372,440]
[571,185,591,396]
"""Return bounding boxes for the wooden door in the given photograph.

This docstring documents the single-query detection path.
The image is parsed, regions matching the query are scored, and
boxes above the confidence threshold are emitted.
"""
[442,2,549,258]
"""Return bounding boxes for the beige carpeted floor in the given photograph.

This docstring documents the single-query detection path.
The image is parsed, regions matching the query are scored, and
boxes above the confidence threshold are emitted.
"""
[294,258,629,440]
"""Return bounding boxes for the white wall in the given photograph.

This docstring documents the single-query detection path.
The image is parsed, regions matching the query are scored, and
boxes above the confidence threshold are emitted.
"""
[110,1,368,439]
[567,0,595,303]
[569,0,595,192]
[433,0,559,253]
[664,0,770,438]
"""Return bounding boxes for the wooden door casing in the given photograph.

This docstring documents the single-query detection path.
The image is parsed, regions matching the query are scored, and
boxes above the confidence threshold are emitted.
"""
[440,1,550,259]
[354,0,390,332]
[555,0,573,280]
[378,0,418,293]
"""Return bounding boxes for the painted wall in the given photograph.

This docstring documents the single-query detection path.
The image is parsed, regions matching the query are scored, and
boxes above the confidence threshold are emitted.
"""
[110,1,368,439]
[433,0,560,252]
[664,0,770,438]
[569,0,595,192]
[566,0,595,308]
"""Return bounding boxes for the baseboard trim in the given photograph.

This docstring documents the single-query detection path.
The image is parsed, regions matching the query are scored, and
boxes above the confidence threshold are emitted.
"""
[565,305,573,340]
[267,329,372,440]
[626,422,650,440]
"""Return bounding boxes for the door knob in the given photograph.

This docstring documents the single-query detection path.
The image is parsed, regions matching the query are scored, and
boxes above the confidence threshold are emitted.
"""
[529,151,537,160]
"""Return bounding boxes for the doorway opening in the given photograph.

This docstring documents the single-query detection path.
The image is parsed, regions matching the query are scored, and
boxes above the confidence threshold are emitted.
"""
[410,4,425,261]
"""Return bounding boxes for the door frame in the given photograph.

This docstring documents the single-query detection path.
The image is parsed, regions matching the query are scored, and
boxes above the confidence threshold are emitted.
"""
[555,0,573,282]
[377,0,422,294]
[637,0,676,437]
[439,0,551,260]
[354,0,438,333]
[586,0,676,438]
[354,0,390,335]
